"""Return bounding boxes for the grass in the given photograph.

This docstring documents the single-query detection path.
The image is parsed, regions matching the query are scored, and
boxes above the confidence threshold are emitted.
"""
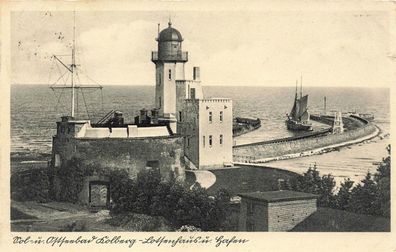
[11,207,38,220]
[205,165,299,195]
[291,207,390,232]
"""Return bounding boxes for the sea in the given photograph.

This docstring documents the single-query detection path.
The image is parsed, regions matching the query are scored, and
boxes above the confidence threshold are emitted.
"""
[11,85,390,184]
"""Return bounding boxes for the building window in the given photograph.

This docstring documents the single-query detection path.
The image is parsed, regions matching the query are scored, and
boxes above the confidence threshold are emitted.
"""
[146,160,160,169]
[209,111,212,123]
[203,135,205,148]
[145,161,160,176]
[190,88,196,99]
[187,137,190,147]
[220,134,223,145]
[220,111,223,122]
[159,73,162,86]
[209,135,212,147]
[159,97,161,108]
[179,111,182,122]
[168,69,172,80]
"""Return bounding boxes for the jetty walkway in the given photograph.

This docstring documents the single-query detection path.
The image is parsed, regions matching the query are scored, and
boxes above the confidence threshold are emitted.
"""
[233,114,379,164]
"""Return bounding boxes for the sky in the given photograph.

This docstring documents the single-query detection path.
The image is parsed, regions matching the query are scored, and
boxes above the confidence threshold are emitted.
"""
[11,10,396,87]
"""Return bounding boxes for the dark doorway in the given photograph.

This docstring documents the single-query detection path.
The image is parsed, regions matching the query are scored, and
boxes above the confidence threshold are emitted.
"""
[89,181,110,208]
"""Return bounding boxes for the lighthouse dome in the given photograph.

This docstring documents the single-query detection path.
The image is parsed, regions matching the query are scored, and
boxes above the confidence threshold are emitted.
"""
[158,22,183,42]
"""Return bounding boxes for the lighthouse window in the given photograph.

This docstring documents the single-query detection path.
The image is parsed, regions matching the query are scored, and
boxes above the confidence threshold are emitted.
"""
[179,111,182,122]
[203,136,205,148]
[209,135,213,147]
[209,112,212,123]
[159,97,161,108]
[168,69,172,80]
[159,73,162,86]
[220,134,223,145]
[220,111,223,122]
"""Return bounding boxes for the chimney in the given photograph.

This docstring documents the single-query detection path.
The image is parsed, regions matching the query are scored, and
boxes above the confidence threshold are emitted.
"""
[193,66,200,81]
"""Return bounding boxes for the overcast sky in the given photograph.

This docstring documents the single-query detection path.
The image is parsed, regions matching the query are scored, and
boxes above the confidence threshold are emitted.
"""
[11,10,395,87]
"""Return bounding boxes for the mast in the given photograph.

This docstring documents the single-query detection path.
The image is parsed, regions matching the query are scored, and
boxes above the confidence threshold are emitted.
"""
[50,11,103,120]
[300,74,303,98]
[71,11,76,117]
[290,80,298,120]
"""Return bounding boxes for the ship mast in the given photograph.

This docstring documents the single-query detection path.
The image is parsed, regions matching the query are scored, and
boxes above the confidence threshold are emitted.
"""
[50,11,103,119]
[71,11,76,117]
[300,74,303,98]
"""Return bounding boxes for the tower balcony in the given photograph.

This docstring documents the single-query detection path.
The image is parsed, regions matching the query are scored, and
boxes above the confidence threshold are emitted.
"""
[151,51,188,63]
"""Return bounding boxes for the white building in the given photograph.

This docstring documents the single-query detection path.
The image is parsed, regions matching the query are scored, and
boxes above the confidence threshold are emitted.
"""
[152,21,233,169]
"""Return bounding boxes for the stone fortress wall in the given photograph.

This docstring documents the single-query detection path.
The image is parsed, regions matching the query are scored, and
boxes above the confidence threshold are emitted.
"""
[73,136,185,180]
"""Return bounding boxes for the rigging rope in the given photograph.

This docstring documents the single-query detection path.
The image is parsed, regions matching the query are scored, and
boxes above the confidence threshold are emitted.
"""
[54,73,71,113]
[51,61,69,86]
[81,88,91,120]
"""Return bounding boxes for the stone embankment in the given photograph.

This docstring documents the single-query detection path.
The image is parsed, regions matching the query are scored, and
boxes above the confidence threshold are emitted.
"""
[233,115,379,163]
[233,117,261,137]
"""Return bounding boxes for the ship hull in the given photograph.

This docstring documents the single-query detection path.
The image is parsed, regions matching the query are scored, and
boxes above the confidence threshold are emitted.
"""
[286,119,313,131]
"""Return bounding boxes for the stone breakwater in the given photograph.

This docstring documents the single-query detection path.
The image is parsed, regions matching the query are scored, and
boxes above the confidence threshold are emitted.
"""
[233,116,379,163]
[233,117,261,137]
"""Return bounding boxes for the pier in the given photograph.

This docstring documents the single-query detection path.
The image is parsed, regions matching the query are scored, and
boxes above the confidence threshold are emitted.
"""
[233,114,379,164]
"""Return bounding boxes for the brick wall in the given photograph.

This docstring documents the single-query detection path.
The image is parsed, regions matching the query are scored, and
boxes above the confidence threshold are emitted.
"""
[238,198,317,231]
[267,199,317,231]
[238,199,268,231]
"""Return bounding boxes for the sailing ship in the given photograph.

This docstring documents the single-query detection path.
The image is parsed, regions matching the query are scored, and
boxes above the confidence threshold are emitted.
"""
[286,77,312,131]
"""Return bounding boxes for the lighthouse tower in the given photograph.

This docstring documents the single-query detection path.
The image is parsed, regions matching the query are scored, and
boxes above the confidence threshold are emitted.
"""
[150,21,232,169]
[151,21,188,130]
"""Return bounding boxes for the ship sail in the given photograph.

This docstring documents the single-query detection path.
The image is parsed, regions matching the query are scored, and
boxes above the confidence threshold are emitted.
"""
[290,93,298,119]
[298,95,308,118]
[286,76,312,131]
[300,110,310,122]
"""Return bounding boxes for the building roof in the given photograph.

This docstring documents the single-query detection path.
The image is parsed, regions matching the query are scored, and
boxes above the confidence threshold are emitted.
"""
[158,22,183,42]
[237,190,318,203]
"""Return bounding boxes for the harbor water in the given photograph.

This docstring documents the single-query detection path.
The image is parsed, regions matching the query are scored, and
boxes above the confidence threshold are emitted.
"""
[11,85,390,184]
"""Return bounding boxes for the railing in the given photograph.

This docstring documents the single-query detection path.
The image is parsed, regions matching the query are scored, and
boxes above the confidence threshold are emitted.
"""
[151,51,188,62]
